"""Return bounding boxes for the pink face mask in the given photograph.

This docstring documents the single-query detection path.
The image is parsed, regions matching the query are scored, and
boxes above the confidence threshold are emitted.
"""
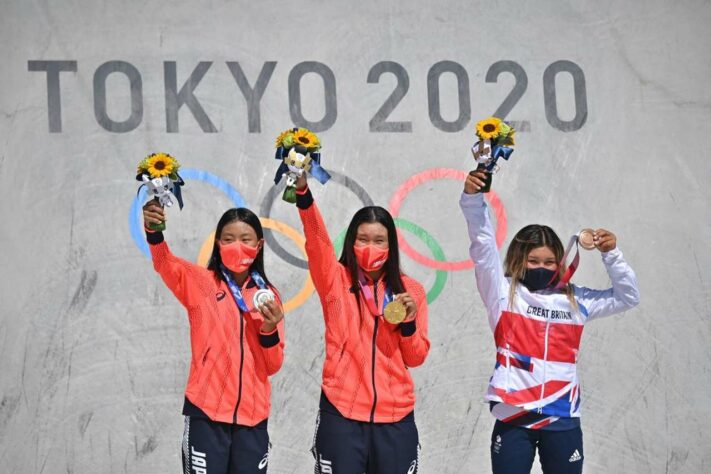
[219,241,259,273]
[353,244,389,272]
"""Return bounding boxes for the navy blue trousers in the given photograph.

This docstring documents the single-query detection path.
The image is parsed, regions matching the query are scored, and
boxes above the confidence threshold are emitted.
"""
[312,393,419,474]
[182,416,270,474]
[491,420,583,474]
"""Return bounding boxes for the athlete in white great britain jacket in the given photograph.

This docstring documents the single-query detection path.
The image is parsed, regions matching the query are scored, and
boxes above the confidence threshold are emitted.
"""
[460,191,640,430]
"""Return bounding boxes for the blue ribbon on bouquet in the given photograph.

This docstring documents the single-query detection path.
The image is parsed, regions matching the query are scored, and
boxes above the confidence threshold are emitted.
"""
[483,145,514,173]
[172,175,185,209]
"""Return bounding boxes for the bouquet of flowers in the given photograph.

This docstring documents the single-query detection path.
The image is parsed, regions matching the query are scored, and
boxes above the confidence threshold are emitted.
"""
[470,117,516,193]
[136,152,184,231]
[273,127,330,203]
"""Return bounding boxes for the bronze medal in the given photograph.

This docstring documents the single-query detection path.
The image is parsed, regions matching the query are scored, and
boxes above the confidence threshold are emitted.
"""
[578,228,596,250]
[383,301,407,324]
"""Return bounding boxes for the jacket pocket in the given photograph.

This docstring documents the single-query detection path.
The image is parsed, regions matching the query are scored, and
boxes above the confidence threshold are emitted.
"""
[201,347,212,366]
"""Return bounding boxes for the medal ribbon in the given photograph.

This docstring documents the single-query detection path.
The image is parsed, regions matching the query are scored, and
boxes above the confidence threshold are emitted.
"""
[220,265,268,313]
[552,234,581,290]
[357,270,394,317]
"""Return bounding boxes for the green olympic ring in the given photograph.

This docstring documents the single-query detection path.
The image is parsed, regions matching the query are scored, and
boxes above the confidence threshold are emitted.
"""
[333,217,448,304]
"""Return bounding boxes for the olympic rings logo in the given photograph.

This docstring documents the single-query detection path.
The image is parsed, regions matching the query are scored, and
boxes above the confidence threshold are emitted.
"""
[129,168,507,311]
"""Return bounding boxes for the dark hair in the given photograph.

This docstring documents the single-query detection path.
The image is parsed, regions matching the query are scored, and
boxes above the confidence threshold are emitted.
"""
[207,208,271,286]
[338,206,405,295]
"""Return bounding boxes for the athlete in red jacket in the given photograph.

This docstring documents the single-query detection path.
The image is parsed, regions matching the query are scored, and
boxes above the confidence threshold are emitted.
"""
[292,175,430,473]
[143,201,284,473]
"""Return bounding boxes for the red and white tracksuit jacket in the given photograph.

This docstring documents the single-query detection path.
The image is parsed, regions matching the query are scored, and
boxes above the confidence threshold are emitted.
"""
[460,192,640,429]
[297,187,431,423]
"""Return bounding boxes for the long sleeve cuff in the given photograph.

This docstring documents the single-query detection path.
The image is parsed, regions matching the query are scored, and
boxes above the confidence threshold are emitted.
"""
[259,328,280,348]
[601,247,622,263]
[400,319,417,337]
[146,230,165,245]
[296,186,314,209]
[459,191,485,209]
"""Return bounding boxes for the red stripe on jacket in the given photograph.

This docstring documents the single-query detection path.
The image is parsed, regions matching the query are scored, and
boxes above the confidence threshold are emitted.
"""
[494,311,583,363]
[149,240,284,426]
[298,192,430,423]
[494,380,570,405]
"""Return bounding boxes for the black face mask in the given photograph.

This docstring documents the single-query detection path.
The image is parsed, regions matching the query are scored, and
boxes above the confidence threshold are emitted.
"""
[521,267,557,292]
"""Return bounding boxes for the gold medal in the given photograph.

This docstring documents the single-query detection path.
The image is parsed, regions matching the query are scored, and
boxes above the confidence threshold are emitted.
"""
[383,301,407,324]
[578,228,596,250]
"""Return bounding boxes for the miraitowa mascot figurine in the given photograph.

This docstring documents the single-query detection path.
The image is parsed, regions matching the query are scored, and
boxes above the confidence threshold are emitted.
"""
[470,117,516,193]
[136,152,184,231]
[273,127,330,203]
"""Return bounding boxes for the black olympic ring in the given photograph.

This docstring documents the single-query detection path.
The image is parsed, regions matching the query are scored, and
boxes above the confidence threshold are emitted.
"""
[260,170,374,269]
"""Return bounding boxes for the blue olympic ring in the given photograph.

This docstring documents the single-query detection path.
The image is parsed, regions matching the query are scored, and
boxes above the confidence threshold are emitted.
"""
[129,168,246,258]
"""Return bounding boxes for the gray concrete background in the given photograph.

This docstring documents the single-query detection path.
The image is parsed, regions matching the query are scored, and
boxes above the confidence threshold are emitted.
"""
[1,0,710,472]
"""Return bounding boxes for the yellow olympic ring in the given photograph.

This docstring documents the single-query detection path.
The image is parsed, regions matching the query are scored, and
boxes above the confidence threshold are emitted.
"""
[197,217,315,313]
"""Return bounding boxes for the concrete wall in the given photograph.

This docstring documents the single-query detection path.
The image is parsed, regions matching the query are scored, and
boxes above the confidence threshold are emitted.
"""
[1,0,710,472]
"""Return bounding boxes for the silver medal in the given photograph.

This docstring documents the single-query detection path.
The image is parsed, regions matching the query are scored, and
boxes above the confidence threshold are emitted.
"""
[253,289,275,308]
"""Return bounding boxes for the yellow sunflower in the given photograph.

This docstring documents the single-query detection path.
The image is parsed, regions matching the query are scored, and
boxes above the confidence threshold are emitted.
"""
[145,153,178,177]
[292,128,320,150]
[476,117,503,140]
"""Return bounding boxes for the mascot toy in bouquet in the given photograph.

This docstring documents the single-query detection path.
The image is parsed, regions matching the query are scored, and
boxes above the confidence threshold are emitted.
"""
[273,127,330,203]
[136,152,184,231]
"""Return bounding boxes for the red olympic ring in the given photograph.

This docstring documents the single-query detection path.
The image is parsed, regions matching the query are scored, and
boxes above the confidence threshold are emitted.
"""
[388,168,507,271]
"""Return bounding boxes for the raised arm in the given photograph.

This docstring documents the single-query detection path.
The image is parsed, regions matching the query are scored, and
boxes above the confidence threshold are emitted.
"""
[459,172,508,331]
[143,200,213,309]
[294,181,343,296]
[575,229,640,320]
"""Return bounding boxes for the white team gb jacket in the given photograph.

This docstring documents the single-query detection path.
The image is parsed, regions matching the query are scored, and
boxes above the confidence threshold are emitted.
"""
[460,192,640,428]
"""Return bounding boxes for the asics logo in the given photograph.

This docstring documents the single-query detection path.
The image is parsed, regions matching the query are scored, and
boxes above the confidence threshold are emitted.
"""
[258,452,269,469]
[216,290,226,301]
[407,459,417,474]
